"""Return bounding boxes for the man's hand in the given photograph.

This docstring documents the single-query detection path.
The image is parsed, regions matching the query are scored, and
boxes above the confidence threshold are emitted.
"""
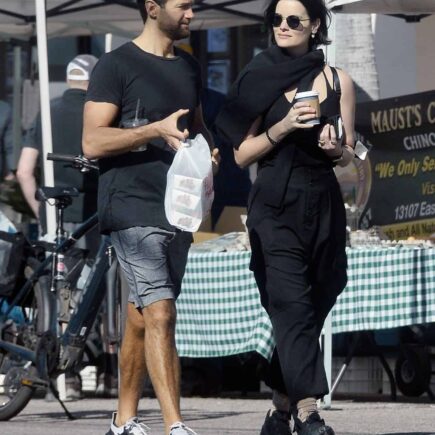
[211,147,220,175]
[157,109,190,151]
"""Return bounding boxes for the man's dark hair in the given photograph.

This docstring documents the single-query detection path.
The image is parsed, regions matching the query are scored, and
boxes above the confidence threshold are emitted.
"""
[137,0,165,23]
[264,0,331,48]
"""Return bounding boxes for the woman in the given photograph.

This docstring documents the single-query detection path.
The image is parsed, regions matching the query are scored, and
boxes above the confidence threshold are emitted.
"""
[216,1,355,434]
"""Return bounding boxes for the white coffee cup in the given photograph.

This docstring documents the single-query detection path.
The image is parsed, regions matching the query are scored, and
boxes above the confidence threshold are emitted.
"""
[294,90,321,125]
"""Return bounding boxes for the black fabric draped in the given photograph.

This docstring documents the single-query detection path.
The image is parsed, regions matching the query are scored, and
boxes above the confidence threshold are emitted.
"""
[215,46,325,148]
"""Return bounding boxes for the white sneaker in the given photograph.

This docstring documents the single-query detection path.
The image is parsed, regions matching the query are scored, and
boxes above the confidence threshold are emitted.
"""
[169,422,198,435]
[106,412,151,435]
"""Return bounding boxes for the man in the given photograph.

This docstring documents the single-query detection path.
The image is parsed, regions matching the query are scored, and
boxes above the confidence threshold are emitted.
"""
[16,54,100,400]
[16,54,99,232]
[0,99,13,181]
[83,1,218,434]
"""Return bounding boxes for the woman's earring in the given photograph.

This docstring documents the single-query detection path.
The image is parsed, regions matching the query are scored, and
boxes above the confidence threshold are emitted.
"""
[311,33,316,39]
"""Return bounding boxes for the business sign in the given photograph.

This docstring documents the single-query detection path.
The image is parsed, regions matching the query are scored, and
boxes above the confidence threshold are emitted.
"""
[335,90,435,239]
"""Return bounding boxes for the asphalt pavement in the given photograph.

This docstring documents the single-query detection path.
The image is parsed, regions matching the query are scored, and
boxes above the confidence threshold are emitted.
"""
[1,396,435,435]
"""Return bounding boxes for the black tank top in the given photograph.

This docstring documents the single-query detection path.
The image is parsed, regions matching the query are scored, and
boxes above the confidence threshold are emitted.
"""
[261,70,341,168]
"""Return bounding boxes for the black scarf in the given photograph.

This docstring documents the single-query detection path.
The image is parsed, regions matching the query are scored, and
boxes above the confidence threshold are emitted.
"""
[215,46,325,148]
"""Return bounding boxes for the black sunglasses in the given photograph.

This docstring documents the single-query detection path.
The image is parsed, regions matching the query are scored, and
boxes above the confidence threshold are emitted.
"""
[272,13,310,29]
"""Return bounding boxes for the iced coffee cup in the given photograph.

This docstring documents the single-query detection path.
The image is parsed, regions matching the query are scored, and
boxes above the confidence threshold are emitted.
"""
[121,118,149,152]
[294,90,320,125]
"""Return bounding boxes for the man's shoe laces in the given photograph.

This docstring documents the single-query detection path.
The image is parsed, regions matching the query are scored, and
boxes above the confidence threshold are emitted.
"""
[170,422,198,435]
[125,418,151,435]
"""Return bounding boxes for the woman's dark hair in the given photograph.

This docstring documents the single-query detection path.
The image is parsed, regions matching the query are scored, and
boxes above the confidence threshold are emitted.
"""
[137,0,165,23]
[264,0,331,48]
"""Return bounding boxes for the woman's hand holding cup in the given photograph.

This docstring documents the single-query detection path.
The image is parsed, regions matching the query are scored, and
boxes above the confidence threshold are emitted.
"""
[281,102,317,134]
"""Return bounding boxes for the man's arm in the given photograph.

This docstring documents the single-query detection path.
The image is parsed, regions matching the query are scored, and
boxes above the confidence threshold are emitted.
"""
[16,147,40,218]
[82,101,190,159]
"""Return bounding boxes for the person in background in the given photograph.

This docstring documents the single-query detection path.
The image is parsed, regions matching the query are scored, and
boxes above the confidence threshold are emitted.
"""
[216,1,356,434]
[16,54,110,401]
[16,54,99,232]
[0,99,14,181]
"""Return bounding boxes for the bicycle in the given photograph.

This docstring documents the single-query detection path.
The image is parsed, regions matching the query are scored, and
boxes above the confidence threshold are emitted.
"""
[0,154,123,420]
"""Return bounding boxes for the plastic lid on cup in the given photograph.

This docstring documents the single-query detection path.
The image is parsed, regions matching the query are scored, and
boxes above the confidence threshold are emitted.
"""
[295,90,319,99]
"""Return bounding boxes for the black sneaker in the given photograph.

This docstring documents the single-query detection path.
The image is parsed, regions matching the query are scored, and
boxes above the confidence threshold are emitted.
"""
[293,412,335,435]
[260,409,291,435]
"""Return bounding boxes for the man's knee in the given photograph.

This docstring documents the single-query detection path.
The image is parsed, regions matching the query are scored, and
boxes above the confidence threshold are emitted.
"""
[143,300,176,333]
[125,303,146,335]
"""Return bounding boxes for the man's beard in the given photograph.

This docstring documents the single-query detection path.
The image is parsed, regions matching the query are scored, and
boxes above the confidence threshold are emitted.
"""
[160,20,191,41]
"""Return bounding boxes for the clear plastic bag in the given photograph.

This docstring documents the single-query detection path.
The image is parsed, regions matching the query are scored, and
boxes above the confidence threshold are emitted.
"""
[165,134,214,232]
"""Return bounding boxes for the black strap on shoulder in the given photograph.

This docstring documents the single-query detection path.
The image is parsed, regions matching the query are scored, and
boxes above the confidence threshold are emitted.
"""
[321,69,332,92]
[331,66,341,99]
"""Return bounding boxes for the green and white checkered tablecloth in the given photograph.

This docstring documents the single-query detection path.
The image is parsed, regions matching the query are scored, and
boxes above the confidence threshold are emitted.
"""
[175,251,274,360]
[175,247,435,359]
[332,247,435,334]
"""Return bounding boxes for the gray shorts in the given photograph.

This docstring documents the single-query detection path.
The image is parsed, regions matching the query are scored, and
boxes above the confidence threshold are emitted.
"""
[111,226,192,308]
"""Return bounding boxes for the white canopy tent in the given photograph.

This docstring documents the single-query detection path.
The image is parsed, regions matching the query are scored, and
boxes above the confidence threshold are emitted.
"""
[327,0,435,16]
[0,0,268,40]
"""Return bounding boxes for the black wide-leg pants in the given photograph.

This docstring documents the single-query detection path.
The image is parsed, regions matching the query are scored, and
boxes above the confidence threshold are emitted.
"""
[248,166,347,402]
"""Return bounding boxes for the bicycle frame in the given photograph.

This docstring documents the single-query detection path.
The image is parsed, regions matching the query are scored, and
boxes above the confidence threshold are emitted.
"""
[59,233,112,372]
[0,212,112,383]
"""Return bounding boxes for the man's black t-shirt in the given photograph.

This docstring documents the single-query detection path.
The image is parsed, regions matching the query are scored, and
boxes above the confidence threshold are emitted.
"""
[86,42,201,234]
[25,88,98,223]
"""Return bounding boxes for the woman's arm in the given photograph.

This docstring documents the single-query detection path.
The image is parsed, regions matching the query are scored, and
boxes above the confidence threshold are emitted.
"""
[338,68,356,150]
[234,102,317,168]
[337,68,356,167]
[318,68,356,167]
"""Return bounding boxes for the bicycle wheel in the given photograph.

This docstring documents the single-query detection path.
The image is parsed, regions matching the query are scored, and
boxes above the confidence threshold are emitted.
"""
[0,265,48,420]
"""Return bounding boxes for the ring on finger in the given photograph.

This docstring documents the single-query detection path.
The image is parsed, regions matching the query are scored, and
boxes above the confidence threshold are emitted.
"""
[330,140,338,145]
[318,140,325,148]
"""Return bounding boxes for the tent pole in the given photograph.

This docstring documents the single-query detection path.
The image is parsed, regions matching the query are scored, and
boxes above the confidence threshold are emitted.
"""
[105,33,113,53]
[12,45,22,172]
[35,0,56,236]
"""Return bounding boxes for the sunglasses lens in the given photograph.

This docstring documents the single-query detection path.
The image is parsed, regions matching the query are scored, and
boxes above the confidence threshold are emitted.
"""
[272,13,282,27]
[272,14,302,29]
[286,16,301,29]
